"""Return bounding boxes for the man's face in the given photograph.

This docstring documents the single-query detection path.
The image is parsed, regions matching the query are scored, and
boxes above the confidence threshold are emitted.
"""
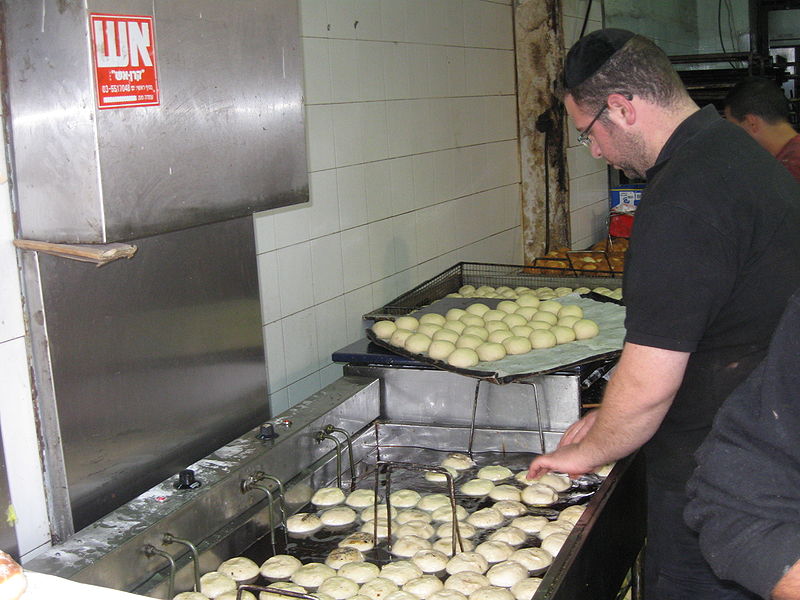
[565,94,649,180]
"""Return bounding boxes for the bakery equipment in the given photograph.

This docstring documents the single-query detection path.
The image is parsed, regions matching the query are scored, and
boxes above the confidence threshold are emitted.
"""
[27,369,644,600]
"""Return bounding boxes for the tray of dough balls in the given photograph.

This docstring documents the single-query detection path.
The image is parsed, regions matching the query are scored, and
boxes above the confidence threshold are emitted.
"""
[211,449,610,600]
[368,291,625,383]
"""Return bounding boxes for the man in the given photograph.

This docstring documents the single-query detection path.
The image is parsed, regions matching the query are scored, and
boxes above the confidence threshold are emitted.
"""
[685,288,800,600]
[527,29,800,598]
[724,76,800,182]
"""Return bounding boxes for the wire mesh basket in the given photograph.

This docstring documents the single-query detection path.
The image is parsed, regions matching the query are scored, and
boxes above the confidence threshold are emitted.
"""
[364,261,623,321]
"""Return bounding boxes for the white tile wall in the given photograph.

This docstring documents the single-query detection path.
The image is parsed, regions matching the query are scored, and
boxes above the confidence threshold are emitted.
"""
[257,0,523,414]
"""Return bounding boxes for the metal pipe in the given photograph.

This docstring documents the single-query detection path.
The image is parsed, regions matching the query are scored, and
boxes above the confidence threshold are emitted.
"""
[258,473,288,544]
[161,534,201,593]
[324,424,357,491]
[142,544,175,600]
[315,431,344,488]
[241,476,277,554]
[523,382,547,454]
[467,379,482,456]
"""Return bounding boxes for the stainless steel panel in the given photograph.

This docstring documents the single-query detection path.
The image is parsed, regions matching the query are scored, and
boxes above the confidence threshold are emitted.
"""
[4,0,307,243]
[36,216,267,530]
[27,376,381,593]
[344,365,581,433]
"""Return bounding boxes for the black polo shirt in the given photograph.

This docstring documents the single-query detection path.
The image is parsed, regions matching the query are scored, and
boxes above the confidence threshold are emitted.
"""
[623,105,800,485]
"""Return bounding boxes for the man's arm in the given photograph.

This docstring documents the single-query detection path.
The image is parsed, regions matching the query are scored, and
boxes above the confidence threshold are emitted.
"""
[529,342,690,477]
[773,560,800,600]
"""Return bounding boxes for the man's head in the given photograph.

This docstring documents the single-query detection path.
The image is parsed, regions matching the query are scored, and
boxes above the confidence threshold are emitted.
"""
[723,77,796,156]
[561,29,695,179]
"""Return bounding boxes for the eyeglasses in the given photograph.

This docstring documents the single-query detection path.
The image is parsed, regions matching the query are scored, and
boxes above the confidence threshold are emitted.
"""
[577,104,608,147]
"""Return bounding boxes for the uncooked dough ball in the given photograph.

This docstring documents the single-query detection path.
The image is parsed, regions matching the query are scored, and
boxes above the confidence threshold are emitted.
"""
[448,348,479,368]
[456,335,483,350]
[431,505,469,522]
[477,465,513,481]
[418,323,442,339]
[530,311,557,326]
[527,320,551,331]
[462,326,489,341]
[390,329,415,347]
[429,340,457,361]
[487,526,527,547]
[515,307,538,321]
[510,325,533,338]
[460,478,495,496]
[218,557,259,583]
[339,561,381,584]
[492,500,527,518]
[361,518,394,539]
[554,287,573,297]
[291,563,337,588]
[200,571,236,598]
[529,330,557,349]
[444,320,467,335]
[395,520,435,539]
[339,532,376,552]
[511,578,543,600]
[510,515,549,535]
[573,319,600,340]
[467,508,505,530]
[458,286,476,296]
[447,308,468,321]
[442,452,474,471]
[395,316,419,331]
[390,489,422,508]
[538,300,562,314]
[326,547,365,569]
[313,487,346,507]
[538,521,572,539]
[487,330,513,344]
[502,336,532,355]
[550,325,576,344]
[425,466,458,483]
[557,316,580,328]
[174,593,213,600]
[558,305,583,319]
[531,472,571,492]
[259,582,307,600]
[444,573,490,596]
[417,494,451,512]
[540,531,569,556]
[392,535,433,558]
[501,314,527,328]
[433,329,460,344]
[476,342,507,362]
[361,504,398,522]
[520,484,558,506]
[436,520,477,539]
[474,540,515,563]
[435,537,475,557]
[413,550,450,574]
[377,562,421,587]
[488,485,521,502]
[261,554,303,580]
[287,512,323,534]
[420,313,447,327]
[360,577,399,600]
[466,303,491,317]
[319,576,361,600]
[485,321,509,333]
[321,506,358,527]
[446,551,489,575]
[509,547,552,571]
[558,505,586,525]
[573,286,591,294]
[385,591,420,600]
[516,294,540,308]
[486,562,528,588]
[496,301,518,314]
[403,575,444,598]
[482,309,507,322]
[372,321,397,339]
[429,590,469,600]
[346,489,377,508]
[460,314,485,328]
[405,333,433,354]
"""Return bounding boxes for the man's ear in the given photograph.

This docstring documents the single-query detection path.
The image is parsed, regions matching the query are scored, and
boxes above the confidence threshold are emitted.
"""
[608,92,635,126]
[742,113,763,134]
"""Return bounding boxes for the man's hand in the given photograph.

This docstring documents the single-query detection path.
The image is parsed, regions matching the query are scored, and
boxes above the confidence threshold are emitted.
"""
[558,409,599,447]
[527,443,599,479]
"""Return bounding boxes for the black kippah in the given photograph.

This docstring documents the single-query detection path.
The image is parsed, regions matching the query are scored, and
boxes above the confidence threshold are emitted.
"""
[564,28,636,89]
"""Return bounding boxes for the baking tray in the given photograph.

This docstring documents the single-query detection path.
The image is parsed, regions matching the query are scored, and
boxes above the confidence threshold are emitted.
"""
[366,293,626,384]
[364,262,623,321]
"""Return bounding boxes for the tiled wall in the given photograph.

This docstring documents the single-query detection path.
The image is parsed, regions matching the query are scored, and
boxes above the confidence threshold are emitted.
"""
[562,0,611,250]
[254,0,523,415]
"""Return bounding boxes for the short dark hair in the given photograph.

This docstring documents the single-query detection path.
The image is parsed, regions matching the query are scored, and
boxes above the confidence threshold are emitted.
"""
[565,35,689,115]
[724,77,789,124]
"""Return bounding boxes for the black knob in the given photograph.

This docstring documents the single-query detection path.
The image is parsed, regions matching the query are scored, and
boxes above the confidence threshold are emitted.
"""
[175,469,201,490]
[256,422,279,440]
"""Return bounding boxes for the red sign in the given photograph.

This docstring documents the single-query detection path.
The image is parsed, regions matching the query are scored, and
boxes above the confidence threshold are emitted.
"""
[90,13,160,109]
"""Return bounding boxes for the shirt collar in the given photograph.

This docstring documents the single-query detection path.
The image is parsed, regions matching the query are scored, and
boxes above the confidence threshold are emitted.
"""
[646,105,720,179]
